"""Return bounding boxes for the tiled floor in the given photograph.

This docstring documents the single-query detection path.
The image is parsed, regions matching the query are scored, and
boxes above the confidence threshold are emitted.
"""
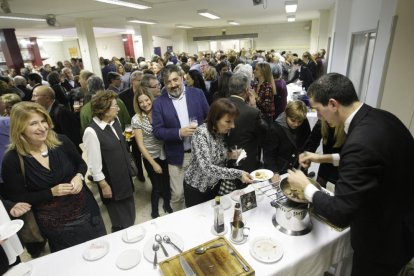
[20,172,162,262]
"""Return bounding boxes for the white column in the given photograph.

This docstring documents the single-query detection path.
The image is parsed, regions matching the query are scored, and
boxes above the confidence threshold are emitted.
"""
[140,25,153,60]
[172,29,188,53]
[75,18,102,78]
[328,0,352,74]
[310,19,320,54]
[318,10,331,51]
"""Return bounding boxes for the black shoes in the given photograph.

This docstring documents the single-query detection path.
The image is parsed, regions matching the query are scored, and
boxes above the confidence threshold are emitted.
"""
[163,205,173,214]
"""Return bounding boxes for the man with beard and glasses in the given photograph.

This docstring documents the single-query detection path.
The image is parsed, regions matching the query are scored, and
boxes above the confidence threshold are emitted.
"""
[152,65,209,211]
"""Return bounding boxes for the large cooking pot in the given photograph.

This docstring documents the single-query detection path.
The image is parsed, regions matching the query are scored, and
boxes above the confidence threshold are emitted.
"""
[280,177,321,203]
[271,197,312,236]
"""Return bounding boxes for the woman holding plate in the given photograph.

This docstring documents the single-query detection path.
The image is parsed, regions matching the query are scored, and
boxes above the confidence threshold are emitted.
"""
[183,98,253,207]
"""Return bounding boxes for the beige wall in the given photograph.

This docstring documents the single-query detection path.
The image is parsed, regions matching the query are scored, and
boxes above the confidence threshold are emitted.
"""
[186,22,312,55]
[380,0,414,135]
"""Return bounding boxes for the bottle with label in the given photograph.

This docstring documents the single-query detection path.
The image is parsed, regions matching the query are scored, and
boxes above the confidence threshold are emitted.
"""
[214,196,225,233]
[232,202,243,224]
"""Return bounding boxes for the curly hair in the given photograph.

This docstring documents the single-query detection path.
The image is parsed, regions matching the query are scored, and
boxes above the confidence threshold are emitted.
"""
[91,90,118,120]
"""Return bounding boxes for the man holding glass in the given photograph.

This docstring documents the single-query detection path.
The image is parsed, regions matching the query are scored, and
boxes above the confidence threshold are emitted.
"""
[153,65,209,211]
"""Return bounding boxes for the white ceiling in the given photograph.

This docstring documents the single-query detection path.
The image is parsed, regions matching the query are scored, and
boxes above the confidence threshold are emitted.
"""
[0,0,335,39]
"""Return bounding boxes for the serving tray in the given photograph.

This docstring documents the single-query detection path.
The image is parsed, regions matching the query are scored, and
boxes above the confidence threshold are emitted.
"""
[159,237,254,276]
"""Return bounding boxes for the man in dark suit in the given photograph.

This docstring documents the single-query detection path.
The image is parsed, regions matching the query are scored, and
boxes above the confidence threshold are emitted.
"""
[27,73,43,101]
[153,65,209,211]
[226,72,267,185]
[32,86,82,153]
[61,68,78,92]
[288,73,414,276]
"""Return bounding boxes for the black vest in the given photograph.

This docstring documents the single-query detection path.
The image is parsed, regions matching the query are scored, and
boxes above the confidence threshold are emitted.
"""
[90,119,134,201]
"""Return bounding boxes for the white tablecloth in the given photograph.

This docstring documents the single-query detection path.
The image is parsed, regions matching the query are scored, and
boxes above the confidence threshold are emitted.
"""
[28,182,352,276]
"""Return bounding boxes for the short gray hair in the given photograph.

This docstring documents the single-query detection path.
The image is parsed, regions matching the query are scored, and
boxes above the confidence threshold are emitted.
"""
[140,74,157,88]
[87,76,104,95]
[14,75,27,86]
[130,70,143,82]
[229,72,249,96]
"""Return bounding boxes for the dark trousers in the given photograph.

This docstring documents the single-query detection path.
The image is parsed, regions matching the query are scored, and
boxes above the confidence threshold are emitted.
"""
[351,253,403,276]
[142,158,171,217]
[130,141,145,180]
[184,180,220,208]
[106,196,135,232]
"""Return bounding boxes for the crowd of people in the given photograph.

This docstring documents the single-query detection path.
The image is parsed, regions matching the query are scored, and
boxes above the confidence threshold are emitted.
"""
[0,47,412,276]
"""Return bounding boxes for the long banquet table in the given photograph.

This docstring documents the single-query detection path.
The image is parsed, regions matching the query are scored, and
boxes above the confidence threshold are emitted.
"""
[28,175,352,276]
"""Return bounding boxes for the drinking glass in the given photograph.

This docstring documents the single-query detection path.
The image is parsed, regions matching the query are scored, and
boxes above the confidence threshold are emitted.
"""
[189,117,198,128]
[124,124,133,142]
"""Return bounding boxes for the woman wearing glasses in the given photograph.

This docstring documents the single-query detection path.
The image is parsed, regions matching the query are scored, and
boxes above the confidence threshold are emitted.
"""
[83,90,136,232]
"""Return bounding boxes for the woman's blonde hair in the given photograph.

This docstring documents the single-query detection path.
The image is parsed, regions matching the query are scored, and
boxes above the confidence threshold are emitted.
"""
[256,62,276,95]
[8,102,61,156]
[1,93,21,116]
[285,100,308,121]
[321,120,346,148]
[133,87,154,119]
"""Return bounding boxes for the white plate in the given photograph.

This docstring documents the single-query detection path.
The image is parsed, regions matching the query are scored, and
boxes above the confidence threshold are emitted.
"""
[4,262,32,276]
[122,225,146,243]
[82,240,110,261]
[250,169,274,182]
[143,232,184,264]
[210,196,232,210]
[116,249,141,270]
[0,220,24,240]
[230,189,245,202]
[249,236,283,263]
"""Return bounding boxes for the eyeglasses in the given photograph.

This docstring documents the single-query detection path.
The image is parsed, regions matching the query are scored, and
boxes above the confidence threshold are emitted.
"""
[148,84,161,89]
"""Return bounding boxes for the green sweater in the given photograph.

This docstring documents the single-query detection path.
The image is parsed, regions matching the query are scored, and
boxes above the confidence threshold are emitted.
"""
[80,99,131,136]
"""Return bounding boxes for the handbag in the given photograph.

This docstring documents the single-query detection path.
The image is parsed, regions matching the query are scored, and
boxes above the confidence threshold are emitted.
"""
[17,154,46,244]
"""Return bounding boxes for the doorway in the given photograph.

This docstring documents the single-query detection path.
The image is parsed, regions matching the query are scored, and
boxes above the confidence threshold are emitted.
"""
[347,31,377,102]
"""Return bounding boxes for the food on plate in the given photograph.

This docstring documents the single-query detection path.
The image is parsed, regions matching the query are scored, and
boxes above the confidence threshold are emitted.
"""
[255,171,268,180]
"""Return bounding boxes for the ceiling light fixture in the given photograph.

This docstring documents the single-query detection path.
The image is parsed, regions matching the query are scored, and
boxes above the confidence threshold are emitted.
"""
[287,15,296,22]
[0,14,46,22]
[285,1,298,13]
[95,0,151,10]
[197,9,220,20]
[228,20,240,25]
[127,17,157,25]
[175,24,193,29]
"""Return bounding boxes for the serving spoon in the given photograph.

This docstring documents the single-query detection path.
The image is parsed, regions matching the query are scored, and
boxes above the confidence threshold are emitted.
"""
[155,234,169,257]
[163,235,183,253]
[195,243,225,254]
[152,243,159,269]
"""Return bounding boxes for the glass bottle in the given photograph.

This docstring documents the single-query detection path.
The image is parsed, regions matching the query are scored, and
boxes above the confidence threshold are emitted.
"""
[214,196,225,233]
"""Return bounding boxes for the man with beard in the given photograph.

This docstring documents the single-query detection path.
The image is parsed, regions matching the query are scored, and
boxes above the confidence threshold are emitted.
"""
[152,65,209,211]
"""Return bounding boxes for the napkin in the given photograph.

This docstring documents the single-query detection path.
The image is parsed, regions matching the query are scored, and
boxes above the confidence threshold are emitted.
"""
[236,149,247,166]
[126,226,144,241]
